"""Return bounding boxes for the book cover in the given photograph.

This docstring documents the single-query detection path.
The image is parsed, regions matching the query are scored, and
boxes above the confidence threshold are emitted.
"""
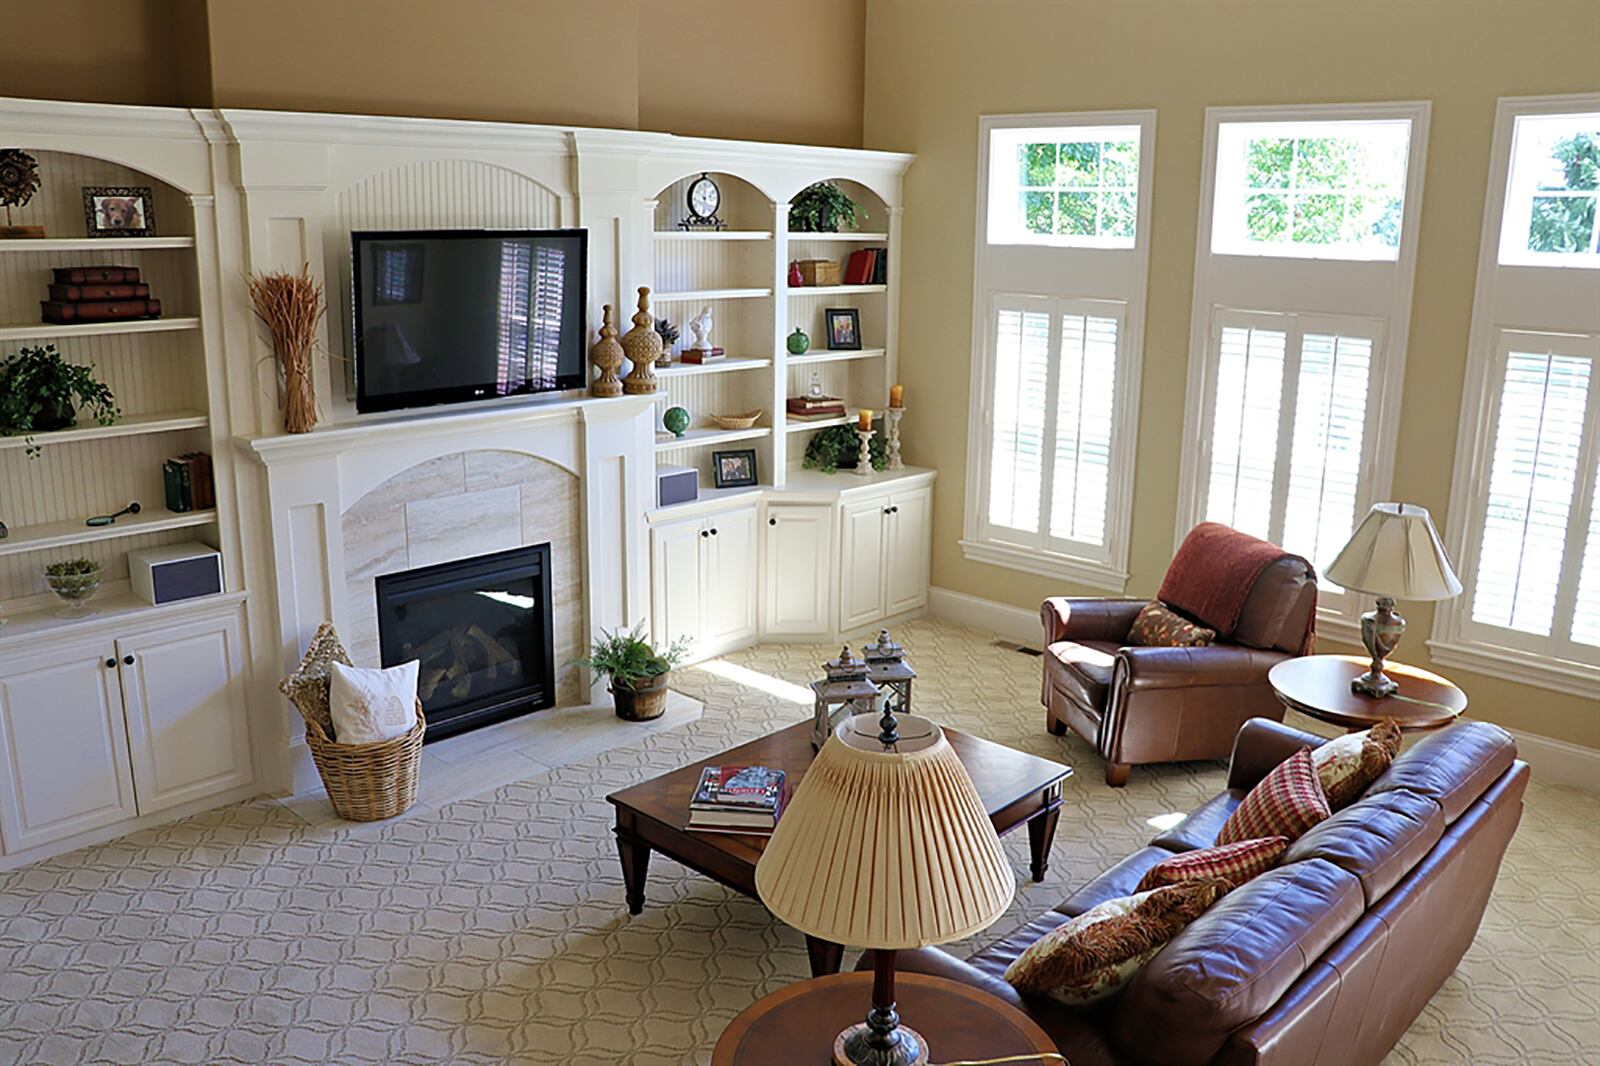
[844,249,874,285]
[40,298,161,323]
[163,459,192,513]
[690,765,786,811]
[47,283,150,302]
[51,266,140,286]
[871,248,888,285]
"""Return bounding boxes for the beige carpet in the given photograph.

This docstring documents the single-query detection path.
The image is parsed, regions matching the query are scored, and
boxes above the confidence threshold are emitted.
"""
[0,620,1594,1064]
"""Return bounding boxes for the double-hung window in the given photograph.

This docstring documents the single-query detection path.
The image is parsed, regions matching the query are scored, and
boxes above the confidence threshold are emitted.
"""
[963,112,1155,590]
[1433,96,1600,696]
[1177,103,1430,636]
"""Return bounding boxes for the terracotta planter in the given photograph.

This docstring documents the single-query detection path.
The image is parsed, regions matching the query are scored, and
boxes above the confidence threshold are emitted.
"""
[611,671,670,721]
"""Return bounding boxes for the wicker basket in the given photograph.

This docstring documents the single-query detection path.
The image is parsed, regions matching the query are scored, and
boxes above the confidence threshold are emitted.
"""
[279,622,425,821]
[796,259,841,286]
[708,409,763,430]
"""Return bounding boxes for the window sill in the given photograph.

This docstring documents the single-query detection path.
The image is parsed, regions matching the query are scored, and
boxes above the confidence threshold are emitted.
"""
[1425,636,1600,701]
[960,538,1129,594]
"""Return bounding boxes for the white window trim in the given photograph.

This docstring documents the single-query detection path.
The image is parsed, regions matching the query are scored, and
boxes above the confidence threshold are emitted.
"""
[1430,93,1600,700]
[1176,101,1430,640]
[962,110,1155,592]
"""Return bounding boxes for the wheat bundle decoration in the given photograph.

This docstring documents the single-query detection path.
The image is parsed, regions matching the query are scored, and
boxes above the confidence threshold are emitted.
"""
[247,265,325,434]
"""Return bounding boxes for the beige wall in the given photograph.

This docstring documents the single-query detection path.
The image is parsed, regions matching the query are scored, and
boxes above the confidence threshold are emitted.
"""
[0,1,210,107]
[864,0,1600,748]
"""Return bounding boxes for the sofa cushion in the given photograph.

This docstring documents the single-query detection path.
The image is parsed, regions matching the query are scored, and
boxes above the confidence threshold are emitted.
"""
[1313,719,1403,810]
[1126,601,1216,647]
[1136,836,1288,893]
[1364,721,1517,824]
[1283,787,1445,903]
[1217,747,1330,845]
[1060,846,1178,916]
[1150,791,1243,852]
[1045,639,1119,709]
[1109,858,1366,1066]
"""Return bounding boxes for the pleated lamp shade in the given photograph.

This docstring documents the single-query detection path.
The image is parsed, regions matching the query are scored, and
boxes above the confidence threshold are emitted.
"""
[1325,502,1463,600]
[754,715,1015,951]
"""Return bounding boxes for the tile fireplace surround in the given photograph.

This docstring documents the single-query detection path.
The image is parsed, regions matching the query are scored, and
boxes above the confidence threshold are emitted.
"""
[243,393,659,793]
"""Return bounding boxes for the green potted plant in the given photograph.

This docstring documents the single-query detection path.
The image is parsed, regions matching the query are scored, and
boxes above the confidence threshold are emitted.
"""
[789,181,867,233]
[802,424,888,474]
[0,344,119,457]
[574,622,692,721]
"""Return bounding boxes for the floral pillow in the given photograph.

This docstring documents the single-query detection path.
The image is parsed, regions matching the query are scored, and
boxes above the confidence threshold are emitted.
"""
[1125,601,1216,648]
[1217,746,1331,845]
[1313,719,1404,810]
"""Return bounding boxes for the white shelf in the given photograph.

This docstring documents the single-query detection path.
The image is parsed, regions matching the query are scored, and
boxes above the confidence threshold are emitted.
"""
[788,348,886,367]
[0,590,246,648]
[784,408,869,433]
[654,230,773,242]
[0,508,218,559]
[647,484,766,519]
[655,425,771,452]
[788,285,888,297]
[788,232,889,243]
[0,410,208,453]
[0,317,201,342]
[655,355,773,378]
[653,288,773,303]
[0,236,196,253]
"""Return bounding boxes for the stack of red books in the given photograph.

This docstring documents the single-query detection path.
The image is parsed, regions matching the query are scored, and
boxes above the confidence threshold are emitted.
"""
[42,266,162,324]
[787,394,848,421]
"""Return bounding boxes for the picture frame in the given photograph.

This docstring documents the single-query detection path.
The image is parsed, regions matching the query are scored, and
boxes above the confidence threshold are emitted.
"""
[825,307,862,351]
[712,447,758,488]
[82,186,156,237]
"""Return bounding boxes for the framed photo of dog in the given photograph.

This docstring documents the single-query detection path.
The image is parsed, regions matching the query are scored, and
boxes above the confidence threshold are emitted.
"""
[83,186,156,238]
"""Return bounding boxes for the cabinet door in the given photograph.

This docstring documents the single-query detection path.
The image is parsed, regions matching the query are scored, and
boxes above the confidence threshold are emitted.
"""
[763,505,833,636]
[0,638,136,851]
[839,495,889,631]
[884,486,933,617]
[702,505,759,651]
[651,514,706,657]
[117,608,253,816]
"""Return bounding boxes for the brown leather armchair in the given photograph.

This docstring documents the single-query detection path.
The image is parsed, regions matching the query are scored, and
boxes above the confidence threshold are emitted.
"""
[1042,555,1316,786]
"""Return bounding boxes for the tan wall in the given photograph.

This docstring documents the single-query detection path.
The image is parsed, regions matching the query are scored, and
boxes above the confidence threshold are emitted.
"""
[863,0,1600,748]
[0,1,210,107]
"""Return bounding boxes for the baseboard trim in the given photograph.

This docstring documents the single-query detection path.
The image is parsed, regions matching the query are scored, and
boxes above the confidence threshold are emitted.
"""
[1498,727,1600,792]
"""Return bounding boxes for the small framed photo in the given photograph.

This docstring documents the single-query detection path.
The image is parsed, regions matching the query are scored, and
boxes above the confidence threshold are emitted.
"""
[825,308,861,351]
[712,447,758,488]
[83,186,156,237]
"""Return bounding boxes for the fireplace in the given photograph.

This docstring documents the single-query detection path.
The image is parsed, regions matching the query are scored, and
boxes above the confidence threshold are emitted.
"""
[375,544,555,741]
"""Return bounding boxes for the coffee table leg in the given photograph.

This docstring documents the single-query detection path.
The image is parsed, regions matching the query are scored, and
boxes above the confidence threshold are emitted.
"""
[1027,785,1063,882]
[615,819,652,915]
[806,936,845,977]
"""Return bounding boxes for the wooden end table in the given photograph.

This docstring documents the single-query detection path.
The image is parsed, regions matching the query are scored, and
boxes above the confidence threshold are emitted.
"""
[1269,654,1467,732]
[712,972,1058,1066]
[607,720,1071,977]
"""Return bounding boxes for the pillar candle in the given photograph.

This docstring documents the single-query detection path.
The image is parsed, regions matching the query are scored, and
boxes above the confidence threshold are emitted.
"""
[858,408,873,431]
[889,384,904,408]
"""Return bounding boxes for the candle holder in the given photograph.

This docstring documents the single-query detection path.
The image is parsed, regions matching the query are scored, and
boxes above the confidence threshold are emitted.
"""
[886,407,905,471]
[855,427,873,477]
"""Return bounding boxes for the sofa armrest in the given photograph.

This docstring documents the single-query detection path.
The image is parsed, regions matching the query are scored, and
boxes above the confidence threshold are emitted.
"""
[857,948,1027,1011]
[1116,643,1289,691]
[1227,717,1326,792]
[1041,597,1146,646]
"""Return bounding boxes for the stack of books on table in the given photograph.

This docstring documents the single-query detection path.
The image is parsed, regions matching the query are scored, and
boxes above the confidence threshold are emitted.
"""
[41,266,162,324]
[686,765,788,835]
[163,452,214,513]
[786,394,847,421]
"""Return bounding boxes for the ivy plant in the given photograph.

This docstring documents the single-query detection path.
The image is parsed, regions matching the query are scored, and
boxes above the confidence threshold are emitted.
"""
[0,345,119,457]
[789,181,867,233]
[802,424,887,474]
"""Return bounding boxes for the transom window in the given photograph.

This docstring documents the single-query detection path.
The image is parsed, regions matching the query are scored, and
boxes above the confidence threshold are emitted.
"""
[1212,119,1411,261]
[986,125,1141,248]
[1498,111,1600,267]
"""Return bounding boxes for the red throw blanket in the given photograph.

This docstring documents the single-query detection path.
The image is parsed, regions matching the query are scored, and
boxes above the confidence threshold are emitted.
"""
[1158,522,1317,653]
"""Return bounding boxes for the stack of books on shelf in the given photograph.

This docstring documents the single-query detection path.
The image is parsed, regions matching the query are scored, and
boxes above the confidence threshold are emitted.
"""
[163,452,214,513]
[41,266,162,324]
[844,248,889,286]
[686,765,788,835]
[787,394,848,421]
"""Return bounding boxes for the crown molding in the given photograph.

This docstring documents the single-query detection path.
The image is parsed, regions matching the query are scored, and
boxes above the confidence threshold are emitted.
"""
[216,108,572,154]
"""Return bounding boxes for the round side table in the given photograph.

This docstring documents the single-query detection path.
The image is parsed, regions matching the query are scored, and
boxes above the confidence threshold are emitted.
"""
[1269,654,1467,732]
[713,971,1058,1066]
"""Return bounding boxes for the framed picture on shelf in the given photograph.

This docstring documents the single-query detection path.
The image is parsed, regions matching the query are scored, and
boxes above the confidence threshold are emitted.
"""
[712,447,758,488]
[82,186,156,237]
[824,308,861,351]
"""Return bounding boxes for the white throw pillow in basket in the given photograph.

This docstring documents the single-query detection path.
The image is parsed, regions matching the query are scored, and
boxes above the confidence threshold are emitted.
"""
[328,660,419,745]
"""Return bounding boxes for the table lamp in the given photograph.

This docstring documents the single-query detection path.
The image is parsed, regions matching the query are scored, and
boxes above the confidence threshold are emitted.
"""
[754,707,1015,1066]
[1324,502,1462,698]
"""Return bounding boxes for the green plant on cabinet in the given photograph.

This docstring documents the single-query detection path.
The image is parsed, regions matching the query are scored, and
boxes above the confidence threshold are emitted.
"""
[802,424,888,474]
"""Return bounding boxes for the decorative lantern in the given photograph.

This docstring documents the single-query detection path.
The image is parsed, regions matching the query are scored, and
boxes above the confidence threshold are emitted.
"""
[862,628,915,716]
[811,644,881,751]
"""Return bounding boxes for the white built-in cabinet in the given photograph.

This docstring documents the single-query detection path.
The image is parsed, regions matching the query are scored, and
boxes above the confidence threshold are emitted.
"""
[650,501,760,658]
[0,603,252,855]
[840,484,932,631]
[763,504,834,636]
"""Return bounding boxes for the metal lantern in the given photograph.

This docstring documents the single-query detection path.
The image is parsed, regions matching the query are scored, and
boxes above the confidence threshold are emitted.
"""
[811,644,881,751]
[862,628,915,716]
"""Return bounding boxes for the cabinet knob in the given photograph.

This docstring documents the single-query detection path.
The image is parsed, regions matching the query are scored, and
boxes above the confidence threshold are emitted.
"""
[700,529,709,538]
[769,517,777,526]
[890,505,900,514]
[105,658,117,669]
[883,507,892,515]
[710,527,718,536]
[123,655,135,666]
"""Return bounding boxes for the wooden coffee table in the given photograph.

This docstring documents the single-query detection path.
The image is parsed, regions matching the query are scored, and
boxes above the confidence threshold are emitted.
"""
[712,972,1058,1065]
[1269,654,1467,732]
[607,720,1071,976]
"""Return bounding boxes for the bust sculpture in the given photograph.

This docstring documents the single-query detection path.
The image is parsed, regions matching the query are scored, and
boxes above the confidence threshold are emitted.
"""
[688,305,714,351]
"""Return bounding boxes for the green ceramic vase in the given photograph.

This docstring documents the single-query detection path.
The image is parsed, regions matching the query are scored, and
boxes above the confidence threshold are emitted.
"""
[787,327,810,355]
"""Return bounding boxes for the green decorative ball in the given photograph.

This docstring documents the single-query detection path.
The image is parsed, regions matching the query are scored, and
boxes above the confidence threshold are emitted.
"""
[663,406,690,437]
[787,327,811,355]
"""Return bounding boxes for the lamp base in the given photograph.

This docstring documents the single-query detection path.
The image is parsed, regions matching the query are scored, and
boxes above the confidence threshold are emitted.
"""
[1354,596,1406,699]
[833,1023,928,1066]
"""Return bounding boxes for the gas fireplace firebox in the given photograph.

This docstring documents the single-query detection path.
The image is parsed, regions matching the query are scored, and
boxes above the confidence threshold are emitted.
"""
[374,544,555,741]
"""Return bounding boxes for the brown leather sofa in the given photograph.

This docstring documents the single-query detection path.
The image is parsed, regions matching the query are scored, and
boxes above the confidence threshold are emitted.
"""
[1043,556,1317,786]
[869,718,1527,1066]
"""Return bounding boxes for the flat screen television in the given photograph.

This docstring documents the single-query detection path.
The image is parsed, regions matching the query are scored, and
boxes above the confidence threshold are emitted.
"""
[351,228,588,413]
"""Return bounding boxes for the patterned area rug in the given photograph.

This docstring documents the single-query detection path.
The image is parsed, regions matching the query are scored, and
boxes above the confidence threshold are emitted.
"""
[0,620,1594,1064]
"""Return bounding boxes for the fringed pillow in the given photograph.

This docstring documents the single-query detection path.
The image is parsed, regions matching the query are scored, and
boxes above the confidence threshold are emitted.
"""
[1003,879,1228,1006]
[1312,719,1404,810]
[1135,836,1288,893]
[1125,601,1216,648]
[1217,747,1330,845]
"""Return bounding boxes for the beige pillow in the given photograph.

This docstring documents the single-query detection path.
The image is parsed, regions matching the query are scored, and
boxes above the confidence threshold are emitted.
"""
[1313,719,1403,810]
[1003,879,1226,1006]
[328,660,419,745]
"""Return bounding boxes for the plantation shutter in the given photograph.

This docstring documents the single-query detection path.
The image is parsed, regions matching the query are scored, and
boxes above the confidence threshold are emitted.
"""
[986,298,1052,535]
[1050,311,1118,544]
[1572,458,1600,647]
[1281,331,1374,577]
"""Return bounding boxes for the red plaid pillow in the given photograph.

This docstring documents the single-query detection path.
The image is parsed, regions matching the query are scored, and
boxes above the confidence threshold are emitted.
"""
[1217,747,1330,845]
[1136,836,1288,893]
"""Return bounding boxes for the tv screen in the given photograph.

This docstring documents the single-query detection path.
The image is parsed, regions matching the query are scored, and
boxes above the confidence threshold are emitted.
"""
[351,229,587,413]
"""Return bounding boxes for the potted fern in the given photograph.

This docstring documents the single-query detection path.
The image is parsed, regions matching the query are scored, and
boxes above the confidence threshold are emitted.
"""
[0,345,119,456]
[574,623,691,721]
[789,181,867,233]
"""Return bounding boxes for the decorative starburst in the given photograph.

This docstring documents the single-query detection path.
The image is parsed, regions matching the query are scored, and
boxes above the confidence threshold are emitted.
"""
[0,149,41,210]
